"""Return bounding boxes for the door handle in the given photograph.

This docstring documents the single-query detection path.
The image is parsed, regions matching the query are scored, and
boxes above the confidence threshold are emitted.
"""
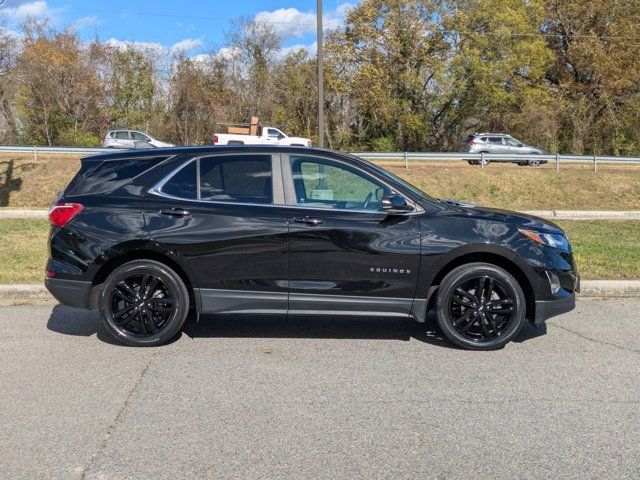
[293,216,323,226]
[160,208,190,217]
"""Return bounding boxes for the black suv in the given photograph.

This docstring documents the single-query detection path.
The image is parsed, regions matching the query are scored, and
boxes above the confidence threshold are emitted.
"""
[45,146,578,350]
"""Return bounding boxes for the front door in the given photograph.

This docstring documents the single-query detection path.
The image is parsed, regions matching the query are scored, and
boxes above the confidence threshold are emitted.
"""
[143,153,289,314]
[282,154,422,317]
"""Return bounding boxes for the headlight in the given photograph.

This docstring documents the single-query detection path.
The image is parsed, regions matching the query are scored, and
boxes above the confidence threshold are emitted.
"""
[518,228,570,250]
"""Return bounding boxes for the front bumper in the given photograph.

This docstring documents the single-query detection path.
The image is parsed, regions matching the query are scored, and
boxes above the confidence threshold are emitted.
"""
[533,295,575,325]
[44,277,93,309]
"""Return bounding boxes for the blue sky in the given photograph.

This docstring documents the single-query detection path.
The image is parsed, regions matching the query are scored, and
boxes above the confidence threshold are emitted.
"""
[0,0,356,54]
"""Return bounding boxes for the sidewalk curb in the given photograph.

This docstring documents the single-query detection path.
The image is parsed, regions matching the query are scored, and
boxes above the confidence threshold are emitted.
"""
[2,281,640,306]
[523,210,640,220]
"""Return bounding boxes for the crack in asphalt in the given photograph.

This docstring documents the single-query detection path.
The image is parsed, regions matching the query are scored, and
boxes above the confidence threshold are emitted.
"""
[548,321,640,354]
[79,348,159,479]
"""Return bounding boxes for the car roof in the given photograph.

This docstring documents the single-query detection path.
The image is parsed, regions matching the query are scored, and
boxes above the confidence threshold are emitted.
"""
[87,145,336,161]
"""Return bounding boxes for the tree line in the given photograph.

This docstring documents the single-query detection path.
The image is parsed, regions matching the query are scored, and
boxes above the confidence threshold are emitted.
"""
[0,0,638,155]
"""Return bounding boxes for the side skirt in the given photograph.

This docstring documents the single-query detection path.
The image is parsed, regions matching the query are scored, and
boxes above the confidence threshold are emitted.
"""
[195,289,420,319]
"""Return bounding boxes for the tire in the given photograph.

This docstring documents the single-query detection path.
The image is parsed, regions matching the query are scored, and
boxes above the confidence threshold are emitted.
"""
[435,263,526,350]
[528,158,541,167]
[99,260,189,347]
[467,160,477,165]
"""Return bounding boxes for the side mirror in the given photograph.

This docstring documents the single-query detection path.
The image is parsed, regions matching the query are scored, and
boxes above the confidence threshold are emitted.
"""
[381,194,414,213]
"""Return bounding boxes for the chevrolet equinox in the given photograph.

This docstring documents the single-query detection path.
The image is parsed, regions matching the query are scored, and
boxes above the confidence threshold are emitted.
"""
[45,146,579,349]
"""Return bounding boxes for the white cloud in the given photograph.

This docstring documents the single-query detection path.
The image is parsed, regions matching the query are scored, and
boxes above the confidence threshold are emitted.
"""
[0,1,60,23]
[254,3,354,41]
[280,41,317,57]
[171,38,203,53]
[72,15,99,30]
[104,37,204,57]
[105,38,166,56]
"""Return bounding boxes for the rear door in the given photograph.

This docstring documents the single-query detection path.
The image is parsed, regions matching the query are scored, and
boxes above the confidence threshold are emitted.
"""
[143,153,289,314]
[282,153,422,317]
[114,131,134,149]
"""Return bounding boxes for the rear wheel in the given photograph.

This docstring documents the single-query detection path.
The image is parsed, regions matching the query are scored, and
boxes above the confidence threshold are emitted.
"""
[99,260,189,347]
[435,263,526,350]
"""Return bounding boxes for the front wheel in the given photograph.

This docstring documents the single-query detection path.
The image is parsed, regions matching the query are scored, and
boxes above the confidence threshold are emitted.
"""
[435,263,526,350]
[99,260,189,347]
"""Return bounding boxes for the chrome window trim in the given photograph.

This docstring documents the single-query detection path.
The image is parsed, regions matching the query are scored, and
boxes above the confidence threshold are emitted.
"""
[148,152,422,215]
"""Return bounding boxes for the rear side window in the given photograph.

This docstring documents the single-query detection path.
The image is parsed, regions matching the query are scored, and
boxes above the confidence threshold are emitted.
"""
[114,131,130,140]
[66,157,168,196]
[158,155,273,204]
[200,156,272,204]
[488,137,503,144]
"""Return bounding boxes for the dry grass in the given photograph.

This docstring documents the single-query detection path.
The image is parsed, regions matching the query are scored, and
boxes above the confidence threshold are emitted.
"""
[0,153,639,210]
[383,161,640,210]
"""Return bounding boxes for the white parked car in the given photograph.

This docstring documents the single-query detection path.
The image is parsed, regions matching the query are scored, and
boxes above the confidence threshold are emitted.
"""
[213,126,311,147]
[101,130,175,149]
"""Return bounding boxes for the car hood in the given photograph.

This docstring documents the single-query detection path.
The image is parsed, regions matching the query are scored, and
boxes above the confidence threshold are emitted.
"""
[437,198,563,233]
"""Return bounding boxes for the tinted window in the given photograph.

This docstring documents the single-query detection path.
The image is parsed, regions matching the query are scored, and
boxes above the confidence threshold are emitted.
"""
[67,157,168,196]
[505,137,520,147]
[160,161,197,200]
[290,156,389,211]
[115,131,130,140]
[488,137,503,144]
[199,155,272,204]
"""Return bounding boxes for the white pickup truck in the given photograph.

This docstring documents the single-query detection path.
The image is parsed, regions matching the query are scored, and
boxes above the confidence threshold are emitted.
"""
[213,126,311,147]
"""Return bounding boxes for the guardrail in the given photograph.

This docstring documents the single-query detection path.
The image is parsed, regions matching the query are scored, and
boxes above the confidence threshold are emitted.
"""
[1,145,639,170]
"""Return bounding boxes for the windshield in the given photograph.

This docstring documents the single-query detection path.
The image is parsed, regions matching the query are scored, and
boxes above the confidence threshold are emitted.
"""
[347,154,436,201]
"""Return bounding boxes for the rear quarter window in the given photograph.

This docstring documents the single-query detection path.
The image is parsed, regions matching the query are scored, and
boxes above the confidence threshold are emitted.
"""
[66,156,169,196]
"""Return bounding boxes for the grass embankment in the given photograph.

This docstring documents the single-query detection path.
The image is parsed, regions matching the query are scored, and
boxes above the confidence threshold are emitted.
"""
[0,154,639,210]
[1,219,637,284]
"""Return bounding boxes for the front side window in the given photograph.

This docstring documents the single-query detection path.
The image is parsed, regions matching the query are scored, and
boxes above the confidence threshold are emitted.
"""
[132,132,150,141]
[488,137,503,144]
[115,131,130,140]
[158,155,273,204]
[505,137,521,147]
[290,156,390,211]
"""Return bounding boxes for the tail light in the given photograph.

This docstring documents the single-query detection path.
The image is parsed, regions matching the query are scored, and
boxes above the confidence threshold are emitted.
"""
[49,203,84,227]
[466,139,474,145]
[101,136,105,144]
[213,135,219,144]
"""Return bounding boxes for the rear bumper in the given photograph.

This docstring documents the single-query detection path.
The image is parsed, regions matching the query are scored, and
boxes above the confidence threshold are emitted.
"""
[533,295,575,325]
[44,277,93,309]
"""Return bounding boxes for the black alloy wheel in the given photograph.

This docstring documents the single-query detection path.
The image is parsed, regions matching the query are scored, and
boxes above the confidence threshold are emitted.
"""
[436,263,526,350]
[99,260,189,346]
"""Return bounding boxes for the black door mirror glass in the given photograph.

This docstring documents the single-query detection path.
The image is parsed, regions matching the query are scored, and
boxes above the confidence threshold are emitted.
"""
[381,194,414,212]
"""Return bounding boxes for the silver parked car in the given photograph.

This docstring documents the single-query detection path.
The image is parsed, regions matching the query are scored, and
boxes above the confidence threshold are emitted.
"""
[101,130,175,149]
[461,133,547,166]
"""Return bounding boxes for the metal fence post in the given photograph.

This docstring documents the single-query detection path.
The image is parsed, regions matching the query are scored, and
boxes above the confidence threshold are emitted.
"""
[555,153,559,171]
[594,154,597,172]
[404,151,408,169]
[33,146,38,162]
[480,152,485,169]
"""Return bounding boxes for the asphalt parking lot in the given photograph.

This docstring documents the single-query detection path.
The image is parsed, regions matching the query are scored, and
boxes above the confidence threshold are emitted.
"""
[1,300,638,479]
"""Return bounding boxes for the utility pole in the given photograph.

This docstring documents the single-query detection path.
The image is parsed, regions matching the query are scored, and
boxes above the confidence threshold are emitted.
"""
[317,0,324,148]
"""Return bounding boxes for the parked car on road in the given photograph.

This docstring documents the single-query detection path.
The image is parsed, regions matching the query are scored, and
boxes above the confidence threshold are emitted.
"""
[101,130,175,149]
[45,146,578,350]
[462,133,548,166]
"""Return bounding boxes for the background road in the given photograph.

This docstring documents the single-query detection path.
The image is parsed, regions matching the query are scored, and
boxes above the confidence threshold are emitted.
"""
[1,300,638,479]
